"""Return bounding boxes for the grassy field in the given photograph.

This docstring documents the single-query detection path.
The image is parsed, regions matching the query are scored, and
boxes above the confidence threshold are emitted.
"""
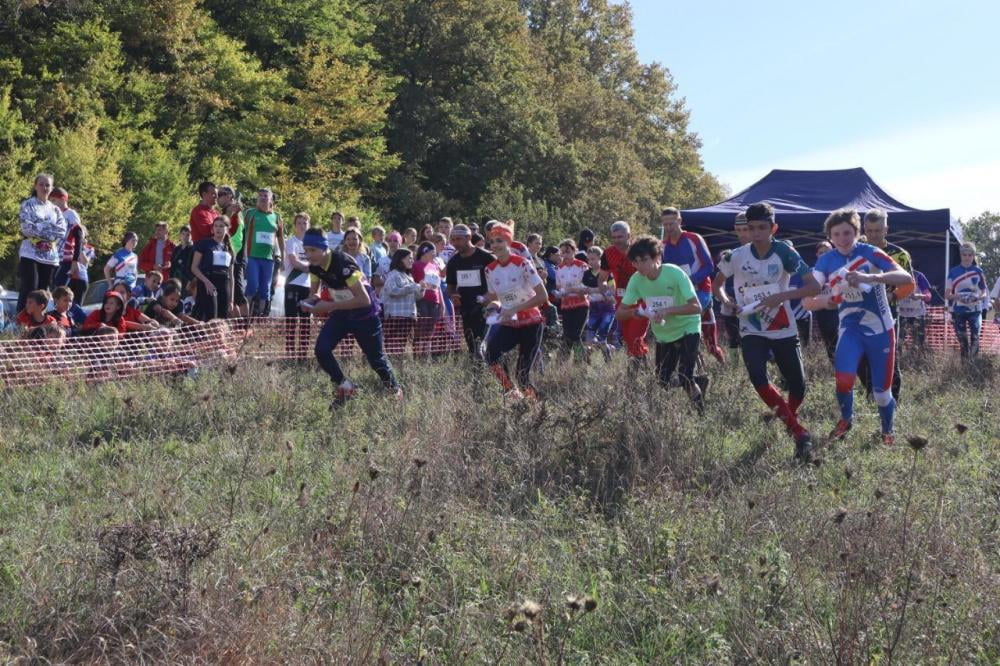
[0,345,997,663]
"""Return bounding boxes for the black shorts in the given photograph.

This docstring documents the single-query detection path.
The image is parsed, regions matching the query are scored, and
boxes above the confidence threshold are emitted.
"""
[232,255,247,306]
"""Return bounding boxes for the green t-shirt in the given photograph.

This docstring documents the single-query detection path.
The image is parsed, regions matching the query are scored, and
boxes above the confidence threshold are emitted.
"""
[230,212,245,255]
[245,208,281,260]
[622,263,701,343]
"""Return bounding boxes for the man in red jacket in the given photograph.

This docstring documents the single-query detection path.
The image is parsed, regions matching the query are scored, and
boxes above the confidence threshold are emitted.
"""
[188,181,218,242]
[138,221,175,274]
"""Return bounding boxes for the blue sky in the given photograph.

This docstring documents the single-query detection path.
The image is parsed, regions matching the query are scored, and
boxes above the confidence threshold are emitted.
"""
[625,0,999,219]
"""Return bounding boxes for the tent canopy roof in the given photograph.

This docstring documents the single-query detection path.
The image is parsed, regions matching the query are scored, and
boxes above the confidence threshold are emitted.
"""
[681,167,957,245]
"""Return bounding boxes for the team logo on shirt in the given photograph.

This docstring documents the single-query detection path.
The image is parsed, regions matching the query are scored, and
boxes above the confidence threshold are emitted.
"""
[767,263,780,278]
[342,267,351,276]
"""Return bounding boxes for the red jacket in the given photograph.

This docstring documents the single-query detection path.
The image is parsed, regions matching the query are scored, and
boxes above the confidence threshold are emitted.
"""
[138,238,176,273]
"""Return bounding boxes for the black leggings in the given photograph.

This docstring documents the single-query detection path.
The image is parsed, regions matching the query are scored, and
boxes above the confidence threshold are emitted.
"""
[560,306,588,349]
[17,258,55,312]
[815,309,839,364]
[741,334,806,402]
[796,316,812,347]
[655,332,700,390]
[284,284,312,357]
[485,323,543,389]
[460,308,487,358]
[722,314,741,349]
[195,274,231,321]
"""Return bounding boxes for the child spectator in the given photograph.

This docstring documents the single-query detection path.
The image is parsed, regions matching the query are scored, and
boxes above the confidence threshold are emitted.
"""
[137,221,175,274]
[144,279,199,327]
[381,248,424,354]
[412,242,444,355]
[171,226,194,285]
[111,281,160,332]
[583,246,616,360]
[47,285,86,333]
[104,231,140,289]
[80,291,128,336]
[15,289,56,334]
[131,270,163,306]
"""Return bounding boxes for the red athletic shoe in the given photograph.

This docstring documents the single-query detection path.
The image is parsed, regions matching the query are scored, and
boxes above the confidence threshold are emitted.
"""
[829,419,852,441]
[882,432,895,447]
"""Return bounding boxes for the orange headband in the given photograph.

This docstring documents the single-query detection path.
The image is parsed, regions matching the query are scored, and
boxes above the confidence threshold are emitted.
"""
[490,225,514,243]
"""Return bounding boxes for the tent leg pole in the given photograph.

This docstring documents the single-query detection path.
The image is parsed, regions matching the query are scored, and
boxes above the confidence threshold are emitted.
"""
[945,230,951,291]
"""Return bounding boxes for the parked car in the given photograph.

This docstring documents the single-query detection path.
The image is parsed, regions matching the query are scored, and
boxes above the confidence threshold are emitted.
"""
[1,283,18,327]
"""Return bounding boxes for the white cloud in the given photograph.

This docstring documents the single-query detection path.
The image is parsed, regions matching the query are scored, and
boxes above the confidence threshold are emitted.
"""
[716,109,1000,220]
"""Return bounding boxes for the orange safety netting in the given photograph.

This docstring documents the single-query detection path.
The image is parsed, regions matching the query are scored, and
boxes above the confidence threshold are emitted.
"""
[0,315,465,389]
[0,308,995,390]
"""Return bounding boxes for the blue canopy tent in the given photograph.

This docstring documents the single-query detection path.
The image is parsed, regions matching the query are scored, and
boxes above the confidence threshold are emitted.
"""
[680,168,962,301]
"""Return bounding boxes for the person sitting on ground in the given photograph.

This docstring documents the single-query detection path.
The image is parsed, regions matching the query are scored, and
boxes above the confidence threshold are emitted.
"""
[47,285,86,333]
[131,270,163,306]
[15,289,57,334]
[110,281,159,332]
[144,279,200,327]
[80,291,128,336]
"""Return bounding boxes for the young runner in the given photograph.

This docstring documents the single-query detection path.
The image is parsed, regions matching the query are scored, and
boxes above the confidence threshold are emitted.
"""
[445,224,494,359]
[299,229,400,406]
[583,246,616,359]
[713,203,820,461]
[717,212,751,363]
[617,235,707,412]
[554,239,590,357]
[858,209,913,400]
[600,221,649,370]
[945,242,988,359]
[809,209,913,446]
[104,232,140,289]
[660,207,725,364]
[483,222,548,399]
[896,270,932,352]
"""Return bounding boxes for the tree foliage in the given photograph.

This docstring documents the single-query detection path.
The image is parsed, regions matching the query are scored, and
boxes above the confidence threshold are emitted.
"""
[960,212,1000,283]
[0,0,721,275]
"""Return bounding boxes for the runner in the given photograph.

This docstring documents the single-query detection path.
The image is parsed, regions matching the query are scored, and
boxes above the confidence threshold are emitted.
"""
[483,222,548,399]
[617,235,707,412]
[583,246,616,360]
[299,228,401,406]
[858,209,912,400]
[445,224,494,360]
[896,270,932,352]
[660,207,725,364]
[809,209,913,446]
[713,203,820,461]
[944,242,988,359]
[600,221,649,371]
[554,239,590,358]
[717,212,750,363]
[811,240,840,363]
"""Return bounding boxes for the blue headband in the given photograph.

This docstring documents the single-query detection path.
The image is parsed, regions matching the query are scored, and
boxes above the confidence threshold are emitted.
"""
[302,232,328,250]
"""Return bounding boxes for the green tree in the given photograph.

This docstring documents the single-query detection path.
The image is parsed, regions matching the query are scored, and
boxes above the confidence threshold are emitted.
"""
[0,85,35,264]
[960,212,1000,284]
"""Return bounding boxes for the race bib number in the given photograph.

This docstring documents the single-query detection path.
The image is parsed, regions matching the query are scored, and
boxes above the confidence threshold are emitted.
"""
[647,295,674,312]
[212,251,231,267]
[740,283,780,308]
[898,298,923,318]
[499,287,534,310]
[423,272,441,288]
[840,286,865,303]
[456,270,481,287]
[255,231,274,246]
[332,288,353,303]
